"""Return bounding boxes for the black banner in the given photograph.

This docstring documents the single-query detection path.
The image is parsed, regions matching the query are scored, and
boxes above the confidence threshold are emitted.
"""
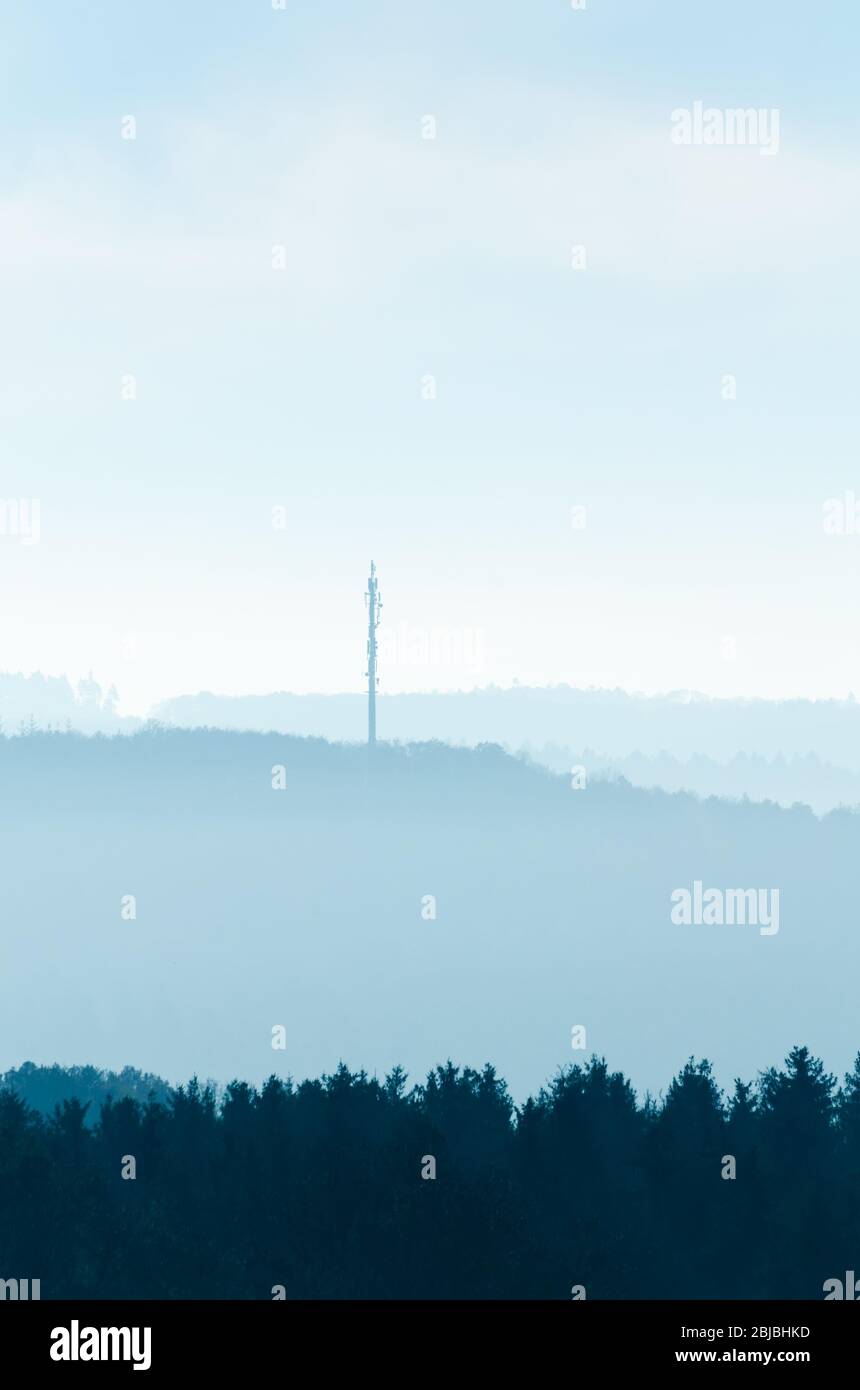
[2,1299,855,1375]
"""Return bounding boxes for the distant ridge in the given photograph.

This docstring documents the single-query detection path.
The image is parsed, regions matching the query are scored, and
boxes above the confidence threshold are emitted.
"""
[152,684,860,770]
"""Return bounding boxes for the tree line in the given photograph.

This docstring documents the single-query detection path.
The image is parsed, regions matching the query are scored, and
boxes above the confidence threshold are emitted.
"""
[1,1046,857,1299]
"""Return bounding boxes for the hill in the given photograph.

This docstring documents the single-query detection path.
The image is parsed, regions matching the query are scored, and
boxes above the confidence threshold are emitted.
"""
[0,728,855,1099]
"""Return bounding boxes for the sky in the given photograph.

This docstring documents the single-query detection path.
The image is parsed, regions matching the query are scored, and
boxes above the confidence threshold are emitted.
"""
[1,0,859,715]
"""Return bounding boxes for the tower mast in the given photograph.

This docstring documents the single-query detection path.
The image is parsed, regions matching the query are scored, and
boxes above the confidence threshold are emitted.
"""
[365,562,382,745]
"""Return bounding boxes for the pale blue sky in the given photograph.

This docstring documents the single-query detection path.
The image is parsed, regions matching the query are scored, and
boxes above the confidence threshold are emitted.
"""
[1,0,859,713]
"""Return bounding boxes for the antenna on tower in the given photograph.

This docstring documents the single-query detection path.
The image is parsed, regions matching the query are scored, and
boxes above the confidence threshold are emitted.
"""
[365,562,382,746]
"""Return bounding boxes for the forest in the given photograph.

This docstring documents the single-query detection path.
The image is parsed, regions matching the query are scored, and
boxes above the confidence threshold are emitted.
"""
[1,1046,857,1299]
